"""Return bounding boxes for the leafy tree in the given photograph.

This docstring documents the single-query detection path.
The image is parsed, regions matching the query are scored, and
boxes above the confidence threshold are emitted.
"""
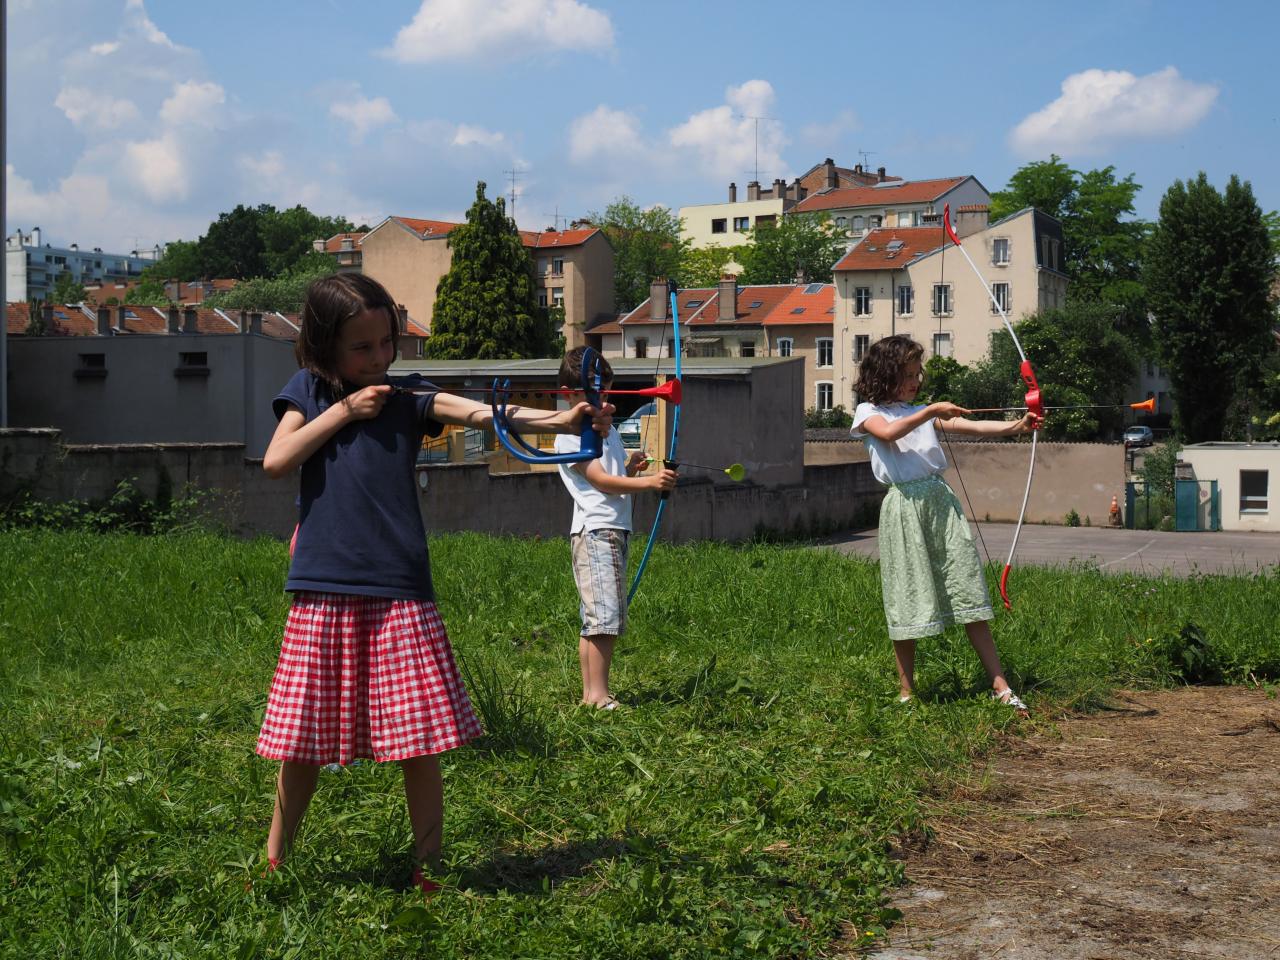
[124,275,173,306]
[587,197,688,313]
[145,239,203,280]
[804,405,852,429]
[991,155,1149,339]
[1144,173,1276,442]
[1263,210,1280,260]
[203,252,333,313]
[738,213,844,285]
[260,205,354,276]
[199,204,268,279]
[679,245,747,288]
[425,182,556,359]
[50,271,88,303]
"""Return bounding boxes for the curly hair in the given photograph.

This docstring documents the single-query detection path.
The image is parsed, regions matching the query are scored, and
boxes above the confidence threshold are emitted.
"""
[853,335,924,405]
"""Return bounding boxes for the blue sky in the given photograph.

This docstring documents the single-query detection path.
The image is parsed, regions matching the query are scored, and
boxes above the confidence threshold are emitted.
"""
[6,0,1278,254]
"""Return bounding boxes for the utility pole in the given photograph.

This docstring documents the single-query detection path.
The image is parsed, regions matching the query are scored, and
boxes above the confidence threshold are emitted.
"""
[2,0,9,427]
[503,165,524,221]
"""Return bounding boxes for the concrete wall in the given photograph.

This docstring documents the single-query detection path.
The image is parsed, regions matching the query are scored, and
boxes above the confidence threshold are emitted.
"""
[7,333,298,457]
[805,437,1126,525]
[1,428,881,545]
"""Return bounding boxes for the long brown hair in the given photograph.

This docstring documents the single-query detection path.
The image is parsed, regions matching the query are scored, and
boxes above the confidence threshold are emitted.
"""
[854,335,923,405]
[295,273,400,396]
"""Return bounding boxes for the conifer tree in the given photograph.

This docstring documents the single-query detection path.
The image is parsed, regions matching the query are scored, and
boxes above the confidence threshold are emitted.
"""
[424,182,556,359]
[1144,173,1275,442]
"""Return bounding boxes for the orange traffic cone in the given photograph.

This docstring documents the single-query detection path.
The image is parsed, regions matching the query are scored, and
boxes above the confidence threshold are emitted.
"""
[1108,495,1121,527]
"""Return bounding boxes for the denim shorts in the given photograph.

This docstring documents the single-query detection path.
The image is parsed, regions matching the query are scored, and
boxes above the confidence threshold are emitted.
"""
[570,528,630,637]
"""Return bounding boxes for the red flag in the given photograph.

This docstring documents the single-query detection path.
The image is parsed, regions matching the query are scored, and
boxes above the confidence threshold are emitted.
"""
[942,203,961,246]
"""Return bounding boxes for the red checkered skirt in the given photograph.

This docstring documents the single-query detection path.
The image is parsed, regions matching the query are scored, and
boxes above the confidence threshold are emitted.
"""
[256,592,483,765]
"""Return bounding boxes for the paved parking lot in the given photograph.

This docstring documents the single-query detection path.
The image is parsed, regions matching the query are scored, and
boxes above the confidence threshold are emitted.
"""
[823,524,1280,577]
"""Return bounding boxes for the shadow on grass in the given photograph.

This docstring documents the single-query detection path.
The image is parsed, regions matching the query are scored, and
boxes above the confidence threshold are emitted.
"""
[456,835,633,894]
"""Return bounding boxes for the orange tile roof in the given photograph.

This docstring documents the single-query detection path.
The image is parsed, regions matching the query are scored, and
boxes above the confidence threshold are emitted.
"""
[833,227,948,272]
[764,284,835,325]
[521,228,599,249]
[792,177,969,214]
[320,232,367,252]
[618,283,832,329]
[391,216,462,238]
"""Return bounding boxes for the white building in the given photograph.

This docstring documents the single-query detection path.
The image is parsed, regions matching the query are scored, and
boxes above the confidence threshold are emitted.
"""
[1178,442,1280,532]
[6,227,160,302]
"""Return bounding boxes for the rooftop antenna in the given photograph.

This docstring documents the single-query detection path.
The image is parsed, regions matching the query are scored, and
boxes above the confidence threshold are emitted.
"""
[738,114,778,184]
[857,148,877,169]
[542,205,566,231]
[503,165,524,220]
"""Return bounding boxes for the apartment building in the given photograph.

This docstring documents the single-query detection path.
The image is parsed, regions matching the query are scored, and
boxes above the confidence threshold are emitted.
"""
[830,205,1069,410]
[6,227,161,302]
[312,231,367,273]
[360,216,614,350]
[790,176,990,248]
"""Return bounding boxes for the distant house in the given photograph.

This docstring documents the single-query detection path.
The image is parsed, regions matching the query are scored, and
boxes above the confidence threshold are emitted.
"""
[360,216,615,350]
[1178,442,1280,532]
[790,175,990,247]
[6,227,161,302]
[312,231,367,273]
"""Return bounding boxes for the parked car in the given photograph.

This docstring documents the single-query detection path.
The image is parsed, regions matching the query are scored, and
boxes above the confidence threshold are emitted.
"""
[1124,425,1155,448]
[617,402,656,448]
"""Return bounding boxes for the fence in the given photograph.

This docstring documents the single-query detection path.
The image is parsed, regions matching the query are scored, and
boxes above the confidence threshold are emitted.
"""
[1125,479,1220,531]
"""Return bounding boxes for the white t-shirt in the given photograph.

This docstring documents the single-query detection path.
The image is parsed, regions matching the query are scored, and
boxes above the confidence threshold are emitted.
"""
[554,427,633,534]
[850,401,949,485]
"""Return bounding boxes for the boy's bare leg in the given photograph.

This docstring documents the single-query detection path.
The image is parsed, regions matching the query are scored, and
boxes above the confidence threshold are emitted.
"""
[963,620,1012,695]
[400,754,443,867]
[579,633,617,706]
[267,761,320,861]
[892,639,917,700]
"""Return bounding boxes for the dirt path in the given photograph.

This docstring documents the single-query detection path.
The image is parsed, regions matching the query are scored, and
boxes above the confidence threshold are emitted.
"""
[857,687,1280,960]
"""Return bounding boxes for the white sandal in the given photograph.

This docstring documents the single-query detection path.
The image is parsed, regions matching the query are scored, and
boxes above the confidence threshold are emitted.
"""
[994,689,1028,712]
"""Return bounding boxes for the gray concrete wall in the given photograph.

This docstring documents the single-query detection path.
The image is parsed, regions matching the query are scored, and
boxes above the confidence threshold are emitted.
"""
[2,430,882,544]
[805,436,1126,524]
[7,334,297,458]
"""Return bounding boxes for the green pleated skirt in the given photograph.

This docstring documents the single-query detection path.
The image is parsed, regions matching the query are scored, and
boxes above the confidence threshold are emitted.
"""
[878,475,994,641]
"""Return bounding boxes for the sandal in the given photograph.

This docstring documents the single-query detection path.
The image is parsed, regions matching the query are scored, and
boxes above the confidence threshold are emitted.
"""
[412,867,442,895]
[994,689,1029,713]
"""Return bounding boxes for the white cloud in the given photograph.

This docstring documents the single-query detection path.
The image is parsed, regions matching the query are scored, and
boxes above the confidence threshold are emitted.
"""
[1010,66,1219,156]
[123,134,189,202]
[568,105,644,163]
[451,124,506,148]
[387,0,614,63]
[668,80,788,182]
[54,86,140,130]
[330,95,398,143]
[125,0,182,49]
[90,41,120,56]
[238,150,287,185]
[159,80,225,127]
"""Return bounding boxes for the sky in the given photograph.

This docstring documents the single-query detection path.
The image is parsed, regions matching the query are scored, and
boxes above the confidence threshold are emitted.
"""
[6,0,1279,255]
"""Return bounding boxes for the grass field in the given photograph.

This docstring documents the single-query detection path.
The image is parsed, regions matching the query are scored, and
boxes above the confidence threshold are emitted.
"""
[1,529,1277,959]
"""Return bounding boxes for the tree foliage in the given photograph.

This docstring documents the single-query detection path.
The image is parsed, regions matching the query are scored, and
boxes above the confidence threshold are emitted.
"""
[919,302,1139,440]
[679,245,747,288]
[738,214,844,285]
[424,182,556,360]
[124,275,172,306]
[1143,173,1276,442]
[991,155,1149,338]
[50,271,87,303]
[587,197,688,313]
[203,252,333,313]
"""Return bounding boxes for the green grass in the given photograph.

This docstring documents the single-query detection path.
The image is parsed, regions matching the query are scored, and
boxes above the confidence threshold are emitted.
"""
[1,530,1277,959]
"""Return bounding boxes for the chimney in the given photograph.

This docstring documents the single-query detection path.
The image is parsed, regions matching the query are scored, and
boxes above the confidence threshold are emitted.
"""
[42,302,54,332]
[718,275,737,322]
[115,304,128,333]
[97,306,112,336]
[250,311,263,335]
[772,177,786,199]
[728,181,737,202]
[824,158,837,190]
[649,279,668,321]
[396,304,408,333]
[183,307,198,333]
[746,181,760,201]
[792,177,806,202]
[167,305,180,334]
[31,227,41,247]
[312,238,325,252]
[239,309,250,335]
[954,205,991,238]
[877,166,887,182]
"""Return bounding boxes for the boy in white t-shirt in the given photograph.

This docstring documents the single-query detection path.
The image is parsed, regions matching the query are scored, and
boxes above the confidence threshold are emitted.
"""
[554,348,677,709]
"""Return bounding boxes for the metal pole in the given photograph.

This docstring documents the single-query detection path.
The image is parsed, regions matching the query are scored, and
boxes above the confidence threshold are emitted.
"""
[1,0,9,427]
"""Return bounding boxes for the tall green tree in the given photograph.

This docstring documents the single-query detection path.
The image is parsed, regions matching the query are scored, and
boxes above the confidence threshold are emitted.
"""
[50,271,88,303]
[199,204,268,279]
[1144,173,1276,442]
[260,205,355,276]
[991,155,1149,338]
[737,213,844,285]
[203,252,333,313]
[424,182,555,360]
[144,239,203,280]
[679,245,747,288]
[587,197,688,312]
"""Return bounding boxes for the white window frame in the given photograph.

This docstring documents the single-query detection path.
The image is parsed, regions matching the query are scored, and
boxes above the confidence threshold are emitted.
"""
[739,339,756,358]
[815,381,834,411]
[932,283,952,316]
[551,257,564,276]
[733,216,751,232]
[896,285,914,316]
[816,337,834,368]
[992,237,1010,265]
[991,282,1010,314]
[1240,470,1269,514]
[932,332,953,358]
[854,286,872,316]
[551,287,564,308]
[853,334,870,362]
[776,337,793,357]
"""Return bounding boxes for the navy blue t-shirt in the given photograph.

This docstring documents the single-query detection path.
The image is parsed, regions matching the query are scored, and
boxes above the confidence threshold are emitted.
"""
[274,369,445,600]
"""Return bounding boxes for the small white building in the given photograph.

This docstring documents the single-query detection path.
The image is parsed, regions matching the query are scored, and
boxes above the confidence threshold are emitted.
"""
[1179,442,1280,532]
[6,227,160,302]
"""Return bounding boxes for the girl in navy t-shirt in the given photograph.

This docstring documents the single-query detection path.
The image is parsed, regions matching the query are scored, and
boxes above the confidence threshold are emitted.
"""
[256,273,612,893]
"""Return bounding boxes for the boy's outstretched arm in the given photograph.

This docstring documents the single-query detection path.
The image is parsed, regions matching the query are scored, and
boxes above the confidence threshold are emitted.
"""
[576,459,676,496]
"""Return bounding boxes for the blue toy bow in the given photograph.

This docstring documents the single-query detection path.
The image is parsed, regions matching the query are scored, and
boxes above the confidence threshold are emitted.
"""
[491,346,605,465]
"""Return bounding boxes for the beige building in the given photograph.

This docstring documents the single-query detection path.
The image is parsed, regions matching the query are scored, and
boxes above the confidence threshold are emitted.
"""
[679,158,901,254]
[1178,442,1280,532]
[361,216,614,350]
[831,206,1069,410]
[791,175,990,247]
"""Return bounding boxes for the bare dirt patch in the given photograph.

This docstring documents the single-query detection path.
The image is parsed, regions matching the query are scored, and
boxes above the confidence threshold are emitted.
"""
[858,687,1280,960]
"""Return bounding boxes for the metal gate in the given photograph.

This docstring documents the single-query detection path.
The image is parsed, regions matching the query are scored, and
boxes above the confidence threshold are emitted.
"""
[1174,479,1220,531]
